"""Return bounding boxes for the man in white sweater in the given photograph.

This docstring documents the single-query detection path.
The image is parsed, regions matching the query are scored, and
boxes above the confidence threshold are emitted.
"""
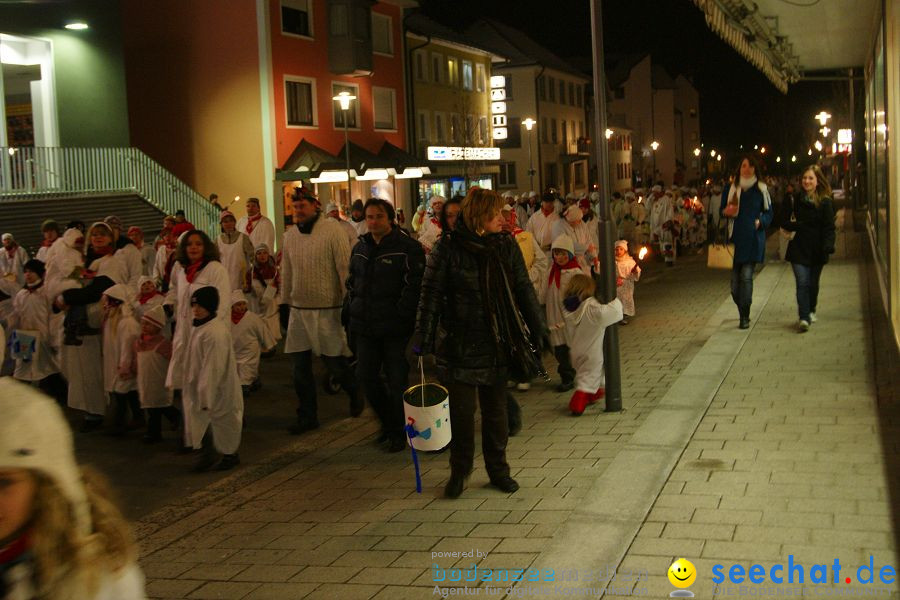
[281,190,361,434]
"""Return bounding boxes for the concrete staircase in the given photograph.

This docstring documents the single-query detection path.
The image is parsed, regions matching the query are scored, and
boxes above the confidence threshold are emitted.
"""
[0,192,166,256]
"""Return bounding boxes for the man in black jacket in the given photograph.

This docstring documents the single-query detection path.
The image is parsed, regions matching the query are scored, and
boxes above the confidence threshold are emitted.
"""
[347,198,426,452]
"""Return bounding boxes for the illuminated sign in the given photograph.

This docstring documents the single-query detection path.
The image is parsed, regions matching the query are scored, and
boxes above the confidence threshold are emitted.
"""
[490,75,507,140]
[427,146,501,161]
[837,129,852,144]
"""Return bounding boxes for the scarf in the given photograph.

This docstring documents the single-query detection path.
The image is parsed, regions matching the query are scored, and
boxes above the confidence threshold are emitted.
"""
[139,290,162,305]
[453,225,544,380]
[245,213,262,234]
[296,212,320,234]
[192,313,215,327]
[231,309,245,324]
[184,259,207,283]
[547,257,580,289]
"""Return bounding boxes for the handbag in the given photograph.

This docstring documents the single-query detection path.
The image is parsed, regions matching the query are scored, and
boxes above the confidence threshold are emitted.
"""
[779,195,797,242]
[707,223,734,269]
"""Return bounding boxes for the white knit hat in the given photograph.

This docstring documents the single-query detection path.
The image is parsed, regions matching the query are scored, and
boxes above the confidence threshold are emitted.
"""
[142,304,167,329]
[103,284,131,303]
[429,195,446,208]
[137,275,156,291]
[0,378,91,534]
[231,289,247,306]
[551,234,575,255]
[564,204,582,223]
[324,203,339,214]
[615,239,629,250]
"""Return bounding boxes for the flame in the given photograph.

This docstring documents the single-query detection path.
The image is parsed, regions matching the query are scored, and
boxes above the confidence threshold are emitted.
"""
[234,196,241,202]
[638,247,648,260]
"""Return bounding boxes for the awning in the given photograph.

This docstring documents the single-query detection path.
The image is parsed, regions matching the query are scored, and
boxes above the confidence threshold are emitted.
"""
[378,142,431,178]
[276,139,346,181]
[336,141,393,180]
[691,0,879,92]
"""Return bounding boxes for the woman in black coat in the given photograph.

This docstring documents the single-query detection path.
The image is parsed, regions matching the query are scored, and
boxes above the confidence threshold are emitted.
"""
[416,188,546,499]
[779,165,836,332]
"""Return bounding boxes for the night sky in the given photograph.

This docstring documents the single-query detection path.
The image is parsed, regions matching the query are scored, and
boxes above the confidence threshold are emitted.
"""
[417,0,847,174]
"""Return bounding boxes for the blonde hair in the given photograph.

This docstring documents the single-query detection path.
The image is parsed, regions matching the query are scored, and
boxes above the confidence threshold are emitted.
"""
[564,274,596,301]
[30,467,136,599]
[461,188,504,233]
[803,165,832,207]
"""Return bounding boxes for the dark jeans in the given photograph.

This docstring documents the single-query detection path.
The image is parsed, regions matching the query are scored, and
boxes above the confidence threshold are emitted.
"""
[730,262,756,318]
[446,381,509,480]
[791,262,825,321]
[356,334,410,438]
[292,350,356,424]
[147,406,181,438]
[112,391,142,430]
[553,344,575,384]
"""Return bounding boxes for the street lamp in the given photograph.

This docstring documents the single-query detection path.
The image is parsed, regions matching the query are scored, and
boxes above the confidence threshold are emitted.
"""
[522,117,537,192]
[693,148,701,157]
[760,146,766,154]
[604,128,614,139]
[710,149,717,158]
[814,111,832,126]
[814,140,823,152]
[333,91,356,202]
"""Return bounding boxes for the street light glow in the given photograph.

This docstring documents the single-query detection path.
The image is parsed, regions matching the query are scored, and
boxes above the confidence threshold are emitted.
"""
[650,141,659,151]
[760,147,766,154]
[808,148,813,155]
[716,155,722,161]
[693,148,701,157]
[814,111,832,125]
[710,149,717,157]
[814,141,823,152]
[605,128,614,139]
[332,91,356,110]
[791,155,797,162]
[522,118,536,131]
[65,22,89,30]
[776,156,781,163]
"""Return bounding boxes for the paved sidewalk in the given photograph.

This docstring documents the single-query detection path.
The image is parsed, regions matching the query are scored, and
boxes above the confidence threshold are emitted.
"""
[135,215,897,600]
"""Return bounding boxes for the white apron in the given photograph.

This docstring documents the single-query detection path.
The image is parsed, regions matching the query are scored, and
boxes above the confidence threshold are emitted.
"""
[10,286,59,381]
[564,297,623,393]
[102,313,140,394]
[232,311,276,385]
[136,338,173,408]
[284,307,350,357]
[218,238,247,292]
[615,257,641,317]
[248,278,282,342]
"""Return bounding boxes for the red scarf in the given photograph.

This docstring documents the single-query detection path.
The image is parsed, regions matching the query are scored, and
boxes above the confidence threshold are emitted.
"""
[245,213,262,234]
[547,257,581,288]
[184,259,207,283]
[0,529,31,563]
[231,309,245,324]
[40,238,54,248]
[139,290,162,305]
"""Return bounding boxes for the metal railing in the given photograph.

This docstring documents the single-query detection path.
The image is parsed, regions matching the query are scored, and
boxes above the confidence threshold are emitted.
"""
[0,146,218,234]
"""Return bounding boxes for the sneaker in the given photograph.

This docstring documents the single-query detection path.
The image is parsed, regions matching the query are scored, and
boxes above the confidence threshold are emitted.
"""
[809,312,817,323]
[489,475,520,493]
[516,382,530,391]
[798,319,810,332]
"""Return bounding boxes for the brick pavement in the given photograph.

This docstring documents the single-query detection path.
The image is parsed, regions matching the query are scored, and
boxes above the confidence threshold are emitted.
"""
[136,249,733,600]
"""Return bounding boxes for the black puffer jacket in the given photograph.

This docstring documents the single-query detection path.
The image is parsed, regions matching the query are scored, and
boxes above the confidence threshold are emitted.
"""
[780,193,836,266]
[346,226,425,337]
[415,225,546,386]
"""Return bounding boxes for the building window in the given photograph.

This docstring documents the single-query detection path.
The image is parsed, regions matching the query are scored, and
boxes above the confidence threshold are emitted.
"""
[476,63,486,92]
[332,82,360,129]
[541,117,549,143]
[551,118,558,144]
[478,116,488,144]
[504,76,513,99]
[546,163,558,187]
[372,12,393,56]
[570,121,576,143]
[499,162,517,187]
[414,50,426,81]
[574,162,584,185]
[285,76,316,127]
[578,121,584,138]
[434,112,445,143]
[447,57,459,87]
[538,76,546,101]
[373,86,396,130]
[431,52,443,85]
[281,0,312,38]
[417,110,430,143]
[462,60,473,91]
[450,114,461,143]
[499,116,521,149]
[548,76,556,102]
[568,82,575,106]
[466,115,477,144]
[561,119,568,147]
[576,85,582,107]
[558,80,566,105]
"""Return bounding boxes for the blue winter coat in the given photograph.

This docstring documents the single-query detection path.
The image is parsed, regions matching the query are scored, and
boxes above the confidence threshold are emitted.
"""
[720,183,774,264]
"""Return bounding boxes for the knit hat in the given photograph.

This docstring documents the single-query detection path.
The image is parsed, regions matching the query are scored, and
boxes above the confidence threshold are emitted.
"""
[551,234,575,256]
[219,210,236,223]
[41,219,60,233]
[23,258,45,277]
[324,203,339,214]
[142,304,167,329]
[88,221,114,238]
[1,233,13,242]
[103,283,131,303]
[541,192,556,204]
[61,228,84,249]
[0,377,92,534]
[527,191,537,198]
[255,243,271,255]
[651,185,662,193]
[428,195,446,208]
[103,215,123,231]
[231,289,247,306]
[564,204,582,223]
[191,286,219,314]
[615,240,629,250]
[175,209,186,217]
[137,275,156,291]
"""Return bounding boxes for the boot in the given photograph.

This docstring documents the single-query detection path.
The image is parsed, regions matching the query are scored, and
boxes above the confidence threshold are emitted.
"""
[588,388,605,405]
[569,390,593,416]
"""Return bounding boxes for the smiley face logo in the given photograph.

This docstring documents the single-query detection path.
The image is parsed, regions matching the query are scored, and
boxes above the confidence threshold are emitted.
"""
[668,558,697,589]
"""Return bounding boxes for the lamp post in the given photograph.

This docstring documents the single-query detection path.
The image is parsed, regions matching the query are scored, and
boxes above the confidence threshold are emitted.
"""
[522,117,537,192]
[333,91,356,204]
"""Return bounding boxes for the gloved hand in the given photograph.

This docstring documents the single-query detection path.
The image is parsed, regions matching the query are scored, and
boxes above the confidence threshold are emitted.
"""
[279,304,290,330]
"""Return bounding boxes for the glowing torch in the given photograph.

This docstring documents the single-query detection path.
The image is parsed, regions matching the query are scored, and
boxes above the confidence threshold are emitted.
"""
[638,246,649,261]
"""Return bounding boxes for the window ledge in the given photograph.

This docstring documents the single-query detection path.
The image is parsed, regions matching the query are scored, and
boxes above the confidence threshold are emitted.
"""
[281,31,315,42]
